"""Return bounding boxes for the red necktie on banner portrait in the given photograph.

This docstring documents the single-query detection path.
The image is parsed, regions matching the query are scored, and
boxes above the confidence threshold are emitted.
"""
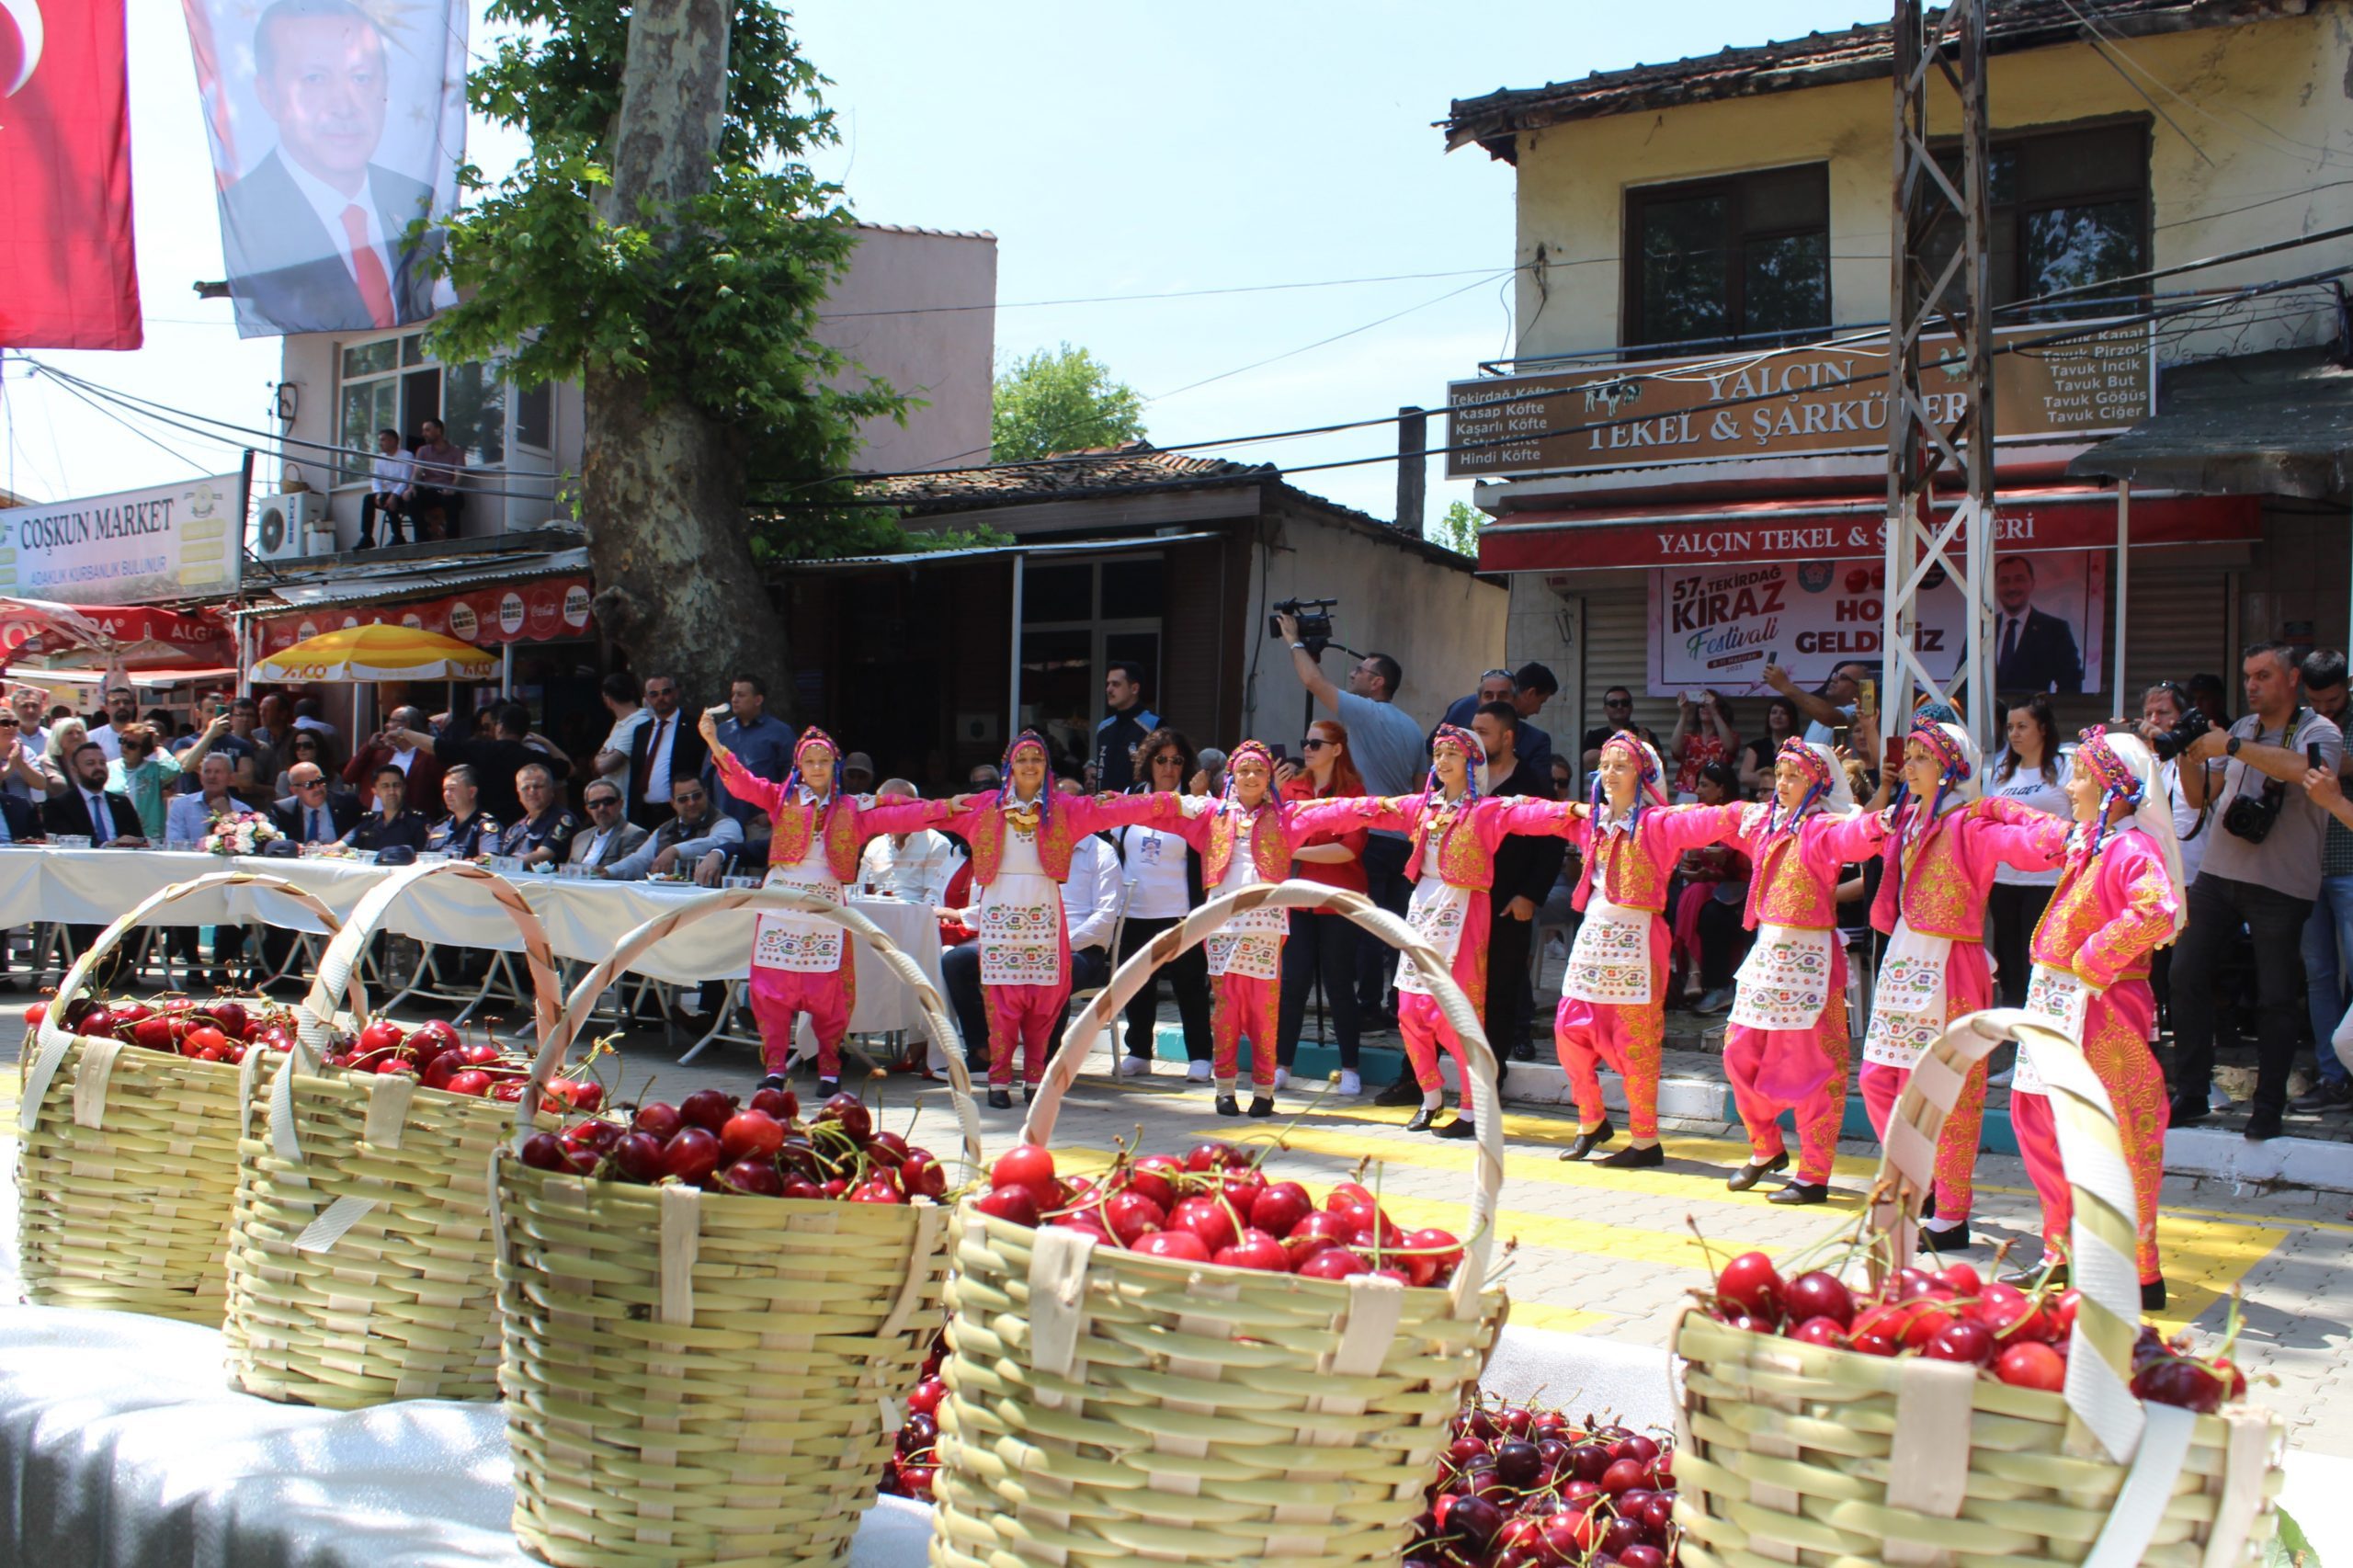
[0,0,144,350]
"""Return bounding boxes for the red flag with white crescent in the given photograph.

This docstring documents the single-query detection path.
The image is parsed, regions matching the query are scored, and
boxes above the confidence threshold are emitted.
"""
[0,0,142,350]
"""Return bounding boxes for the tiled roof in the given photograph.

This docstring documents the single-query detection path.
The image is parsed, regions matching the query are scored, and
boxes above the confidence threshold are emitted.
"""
[866,442,1270,508]
[1443,0,2299,156]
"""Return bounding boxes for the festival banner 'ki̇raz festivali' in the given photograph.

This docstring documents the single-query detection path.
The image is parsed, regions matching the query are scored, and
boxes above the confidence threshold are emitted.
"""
[182,0,467,336]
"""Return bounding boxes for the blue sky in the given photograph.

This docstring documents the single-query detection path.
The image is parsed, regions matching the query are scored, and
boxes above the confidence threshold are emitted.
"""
[3,0,1875,528]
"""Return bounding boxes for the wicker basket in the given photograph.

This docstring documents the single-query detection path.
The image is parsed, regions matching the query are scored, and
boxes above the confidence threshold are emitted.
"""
[493,886,982,1568]
[16,870,361,1324]
[929,878,1509,1568]
[1674,1007,2284,1568]
[223,860,563,1407]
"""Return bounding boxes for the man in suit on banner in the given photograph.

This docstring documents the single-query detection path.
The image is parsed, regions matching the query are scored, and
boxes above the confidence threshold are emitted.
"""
[219,0,441,335]
[1991,554,2084,696]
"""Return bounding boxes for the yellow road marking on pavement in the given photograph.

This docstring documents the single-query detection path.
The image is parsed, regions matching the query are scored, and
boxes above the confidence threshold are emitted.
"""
[1503,1302,1612,1336]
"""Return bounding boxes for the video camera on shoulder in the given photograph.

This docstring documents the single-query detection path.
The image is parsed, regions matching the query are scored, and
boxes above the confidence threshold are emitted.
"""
[1269,597,1339,659]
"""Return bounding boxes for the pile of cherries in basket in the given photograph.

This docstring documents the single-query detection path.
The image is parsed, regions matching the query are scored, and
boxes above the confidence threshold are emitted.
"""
[1411,1396,1679,1568]
[523,1085,952,1206]
[878,1330,948,1503]
[972,1140,1466,1285]
[1700,1251,2252,1412]
[29,994,295,1066]
[313,1017,603,1108]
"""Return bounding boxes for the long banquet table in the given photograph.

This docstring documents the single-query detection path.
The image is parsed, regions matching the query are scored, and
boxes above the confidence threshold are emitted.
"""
[0,847,949,1036]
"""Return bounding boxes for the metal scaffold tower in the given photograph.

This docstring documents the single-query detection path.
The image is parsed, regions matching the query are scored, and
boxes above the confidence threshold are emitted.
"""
[1883,0,1996,740]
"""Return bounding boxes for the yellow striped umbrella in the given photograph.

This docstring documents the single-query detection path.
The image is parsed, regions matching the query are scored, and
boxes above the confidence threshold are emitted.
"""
[254,624,498,683]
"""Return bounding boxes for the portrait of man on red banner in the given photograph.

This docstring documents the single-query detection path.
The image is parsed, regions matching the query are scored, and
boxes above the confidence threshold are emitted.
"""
[182,0,466,337]
[0,0,142,351]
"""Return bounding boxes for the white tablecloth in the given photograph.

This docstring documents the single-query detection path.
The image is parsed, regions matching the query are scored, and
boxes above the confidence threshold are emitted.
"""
[0,849,947,1016]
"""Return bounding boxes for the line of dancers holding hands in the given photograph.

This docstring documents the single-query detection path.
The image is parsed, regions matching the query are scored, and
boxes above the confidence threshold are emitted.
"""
[700,709,2183,1311]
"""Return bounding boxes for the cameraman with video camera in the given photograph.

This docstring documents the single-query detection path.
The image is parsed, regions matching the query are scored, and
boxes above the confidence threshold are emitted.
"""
[2169,642,2345,1140]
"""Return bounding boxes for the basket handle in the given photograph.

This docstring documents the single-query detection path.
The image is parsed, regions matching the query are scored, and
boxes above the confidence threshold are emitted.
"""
[515,886,983,1175]
[292,860,563,1070]
[1028,878,1504,1319]
[1869,1007,2144,1465]
[20,869,361,1136]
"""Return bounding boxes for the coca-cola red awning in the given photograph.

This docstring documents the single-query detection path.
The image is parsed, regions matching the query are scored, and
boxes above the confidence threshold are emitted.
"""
[1474,487,2263,574]
[253,575,595,657]
[0,602,233,669]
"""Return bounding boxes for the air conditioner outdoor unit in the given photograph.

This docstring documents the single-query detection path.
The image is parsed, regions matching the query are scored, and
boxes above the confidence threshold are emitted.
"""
[253,492,329,561]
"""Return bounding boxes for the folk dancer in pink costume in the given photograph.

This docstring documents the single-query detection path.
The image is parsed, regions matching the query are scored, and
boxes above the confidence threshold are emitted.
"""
[702,714,942,1097]
[1309,724,1566,1139]
[1861,719,2066,1251]
[921,731,1177,1108]
[1668,739,1889,1201]
[1981,726,2184,1310]
[1546,734,1686,1169]
[1164,741,1347,1119]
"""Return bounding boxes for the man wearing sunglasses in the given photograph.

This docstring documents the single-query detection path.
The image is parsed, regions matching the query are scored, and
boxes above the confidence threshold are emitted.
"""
[567,780,648,871]
[267,763,362,846]
[1580,687,1661,769]
[0,705,51,806]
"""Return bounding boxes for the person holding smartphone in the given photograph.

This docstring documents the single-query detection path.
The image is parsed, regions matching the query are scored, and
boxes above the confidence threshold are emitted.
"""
[1668,689,1738,799]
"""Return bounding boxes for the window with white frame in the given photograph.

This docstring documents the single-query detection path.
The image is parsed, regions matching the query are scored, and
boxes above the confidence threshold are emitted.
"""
[334,332,551,488]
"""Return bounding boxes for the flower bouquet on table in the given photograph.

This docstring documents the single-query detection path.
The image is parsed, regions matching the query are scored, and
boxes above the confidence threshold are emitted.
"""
[199,811,283,857]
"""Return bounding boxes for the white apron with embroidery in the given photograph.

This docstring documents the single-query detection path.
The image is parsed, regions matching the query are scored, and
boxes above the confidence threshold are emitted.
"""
[1204,824,1285,981]
[1563,873,1653,1006]
[2011,963,2092,1096]
[1728,923,1837,1031]
[749,824,845,974]
[1862,919,1952,1069]
[1395,873,1471,996]
[977,813,1064,986]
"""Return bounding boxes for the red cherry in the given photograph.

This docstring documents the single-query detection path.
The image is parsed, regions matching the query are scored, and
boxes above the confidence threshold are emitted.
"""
[1715,1251,1783,1318]
[1783,1270,1855,1329]
[1790,1315,1847,1347]
[1248,1181,1313,1237]
[1850,1332,1900,1357]
[905,1377,946,1416]
[1325,1180,1375,1211]
[184,1026,229,1059]
[519,1132,569,1171]
[1131,1230,1211,1263]
[849,1176,906,1204]
[1102,1190,1165,1244]
[132,1016,175,1052]
[414,1019,460,1052]
[992,1143,1056,1193]
[659,1127,722,1185]
[1168,1197,1237,1253]
[420,1055,460,1090]
[1406,1227,1463,1276]
[973,1185,1040,1228]
[2052,1288,2081,1335]
[1184,1141,1235,1174]
[779,1174,825,1201]
[445,1069,492,1097]
[1925,1320,1996,1365]
[1936,1262,1984,1297]
[22,1003,45,1030]
[1901,1303,1957,1350]
[815,1092,872,1140]
[1212,1230,1291,1272]
[561,1080,604,1113]
[1995,1341,2067,1391]
[678,1088,736,1133]
[1599,1458,1646,1496]
[748,1085,797,1120]
[611,1132,665,1182]
[720,1109,786,1164]
[564,1120,620,1153]
[1295,1248,1370,1280]
[633,1102,683,1141]
[2133,1357,2225,1414]
[459,1041,500,1067]
[358,1018,405,1057]
[1620,1545,1669,1568]
[900,1151,948,1200]
[375,1058,419,1078]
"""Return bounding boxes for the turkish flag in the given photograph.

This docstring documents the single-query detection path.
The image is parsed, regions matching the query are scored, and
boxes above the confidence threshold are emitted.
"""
[0,0,142,349]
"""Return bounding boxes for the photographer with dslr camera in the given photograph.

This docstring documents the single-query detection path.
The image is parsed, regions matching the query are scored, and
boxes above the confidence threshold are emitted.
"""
[1277,604,1427,1057]
[2169,642,2345,1140]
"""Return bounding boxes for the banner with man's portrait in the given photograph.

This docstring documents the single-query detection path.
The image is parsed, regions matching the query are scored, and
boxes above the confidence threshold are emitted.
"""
[181,0,466,337]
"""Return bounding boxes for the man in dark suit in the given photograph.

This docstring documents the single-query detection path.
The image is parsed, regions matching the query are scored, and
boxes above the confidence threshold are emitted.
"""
[270,762,364,846]
[218,0,440,336]
[43,743,148,986]
[1992,554,2084,696]
[626,675,705,831]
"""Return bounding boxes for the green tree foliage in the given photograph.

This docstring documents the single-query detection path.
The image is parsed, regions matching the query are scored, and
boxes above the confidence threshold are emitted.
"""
[990,345,1147,464]
[428,0,907,548]
[1428,498,1483,557]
